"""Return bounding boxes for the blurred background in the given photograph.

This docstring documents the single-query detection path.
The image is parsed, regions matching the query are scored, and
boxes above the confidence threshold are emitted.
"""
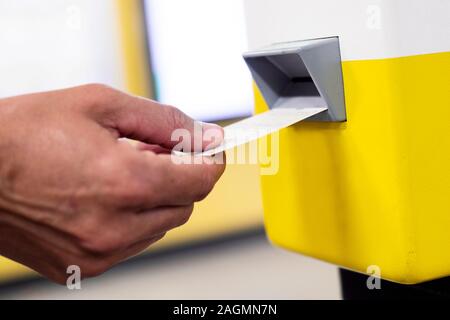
[0,0,340,299]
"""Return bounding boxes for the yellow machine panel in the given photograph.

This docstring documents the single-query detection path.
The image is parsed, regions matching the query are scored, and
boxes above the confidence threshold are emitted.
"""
[255,51,450,284]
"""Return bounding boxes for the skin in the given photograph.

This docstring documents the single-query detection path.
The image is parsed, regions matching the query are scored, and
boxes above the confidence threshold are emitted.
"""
[0,84,226,284]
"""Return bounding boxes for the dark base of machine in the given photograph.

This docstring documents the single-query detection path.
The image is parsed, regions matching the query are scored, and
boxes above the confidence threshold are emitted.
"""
[340,269,450,300]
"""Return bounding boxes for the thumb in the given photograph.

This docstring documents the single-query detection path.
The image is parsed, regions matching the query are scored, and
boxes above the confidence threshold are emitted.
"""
[86,85,224,151]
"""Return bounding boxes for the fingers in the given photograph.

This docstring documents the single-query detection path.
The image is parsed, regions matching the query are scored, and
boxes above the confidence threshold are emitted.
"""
[129,205,194,242]
[73,84,227,207]
[72,206,191,258]
[74,206,193,275]
[98,143,225,210]
[115,233,166,262]
[78,233,166,280]
[135,142,171,154]
[130,152,226,208]
[96,206,192,258]
[77,84,224,151]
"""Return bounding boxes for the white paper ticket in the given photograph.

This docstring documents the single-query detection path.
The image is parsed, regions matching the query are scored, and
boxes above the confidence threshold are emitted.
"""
[201,107,327,156]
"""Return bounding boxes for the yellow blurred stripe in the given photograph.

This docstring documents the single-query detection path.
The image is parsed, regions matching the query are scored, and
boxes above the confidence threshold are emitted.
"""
[116,0,153,98]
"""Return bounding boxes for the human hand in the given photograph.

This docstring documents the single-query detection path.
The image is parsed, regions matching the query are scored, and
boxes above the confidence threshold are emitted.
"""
[0,84,225,284]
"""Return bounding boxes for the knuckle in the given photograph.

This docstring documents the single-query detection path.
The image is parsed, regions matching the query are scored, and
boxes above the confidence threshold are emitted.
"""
[103,155,136,180]
[164,105,188,129]
[193,171,216,201]
[96,155,122,176]
[84,83,114,95]
[178,205,194,226]
[82,83,118,108]
[166,206,194,231]
[155,232,166,242]
[78,228,125,255]
[193,187,210,202]
[94,154,152,206]
[115,176,150,205]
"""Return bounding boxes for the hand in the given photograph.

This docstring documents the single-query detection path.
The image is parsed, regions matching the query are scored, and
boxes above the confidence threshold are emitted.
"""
[0,84,225,284]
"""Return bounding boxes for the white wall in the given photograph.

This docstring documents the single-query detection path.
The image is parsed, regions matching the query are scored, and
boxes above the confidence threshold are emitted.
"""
[243,0,450,61]
[0,0,125,98]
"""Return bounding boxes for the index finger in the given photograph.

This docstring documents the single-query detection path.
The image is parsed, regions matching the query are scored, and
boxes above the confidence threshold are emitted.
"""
[78,84,224,151]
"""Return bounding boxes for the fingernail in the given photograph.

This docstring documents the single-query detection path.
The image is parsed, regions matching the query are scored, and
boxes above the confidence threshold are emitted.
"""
[200,122,224,148]
[201,121,222,130]
[201,122,224,136]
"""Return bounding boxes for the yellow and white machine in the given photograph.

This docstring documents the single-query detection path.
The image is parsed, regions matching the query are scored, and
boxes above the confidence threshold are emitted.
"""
[243,0,450,284]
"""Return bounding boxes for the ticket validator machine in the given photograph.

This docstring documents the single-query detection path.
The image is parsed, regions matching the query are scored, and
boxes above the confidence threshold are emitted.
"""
[243,0,450,284]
